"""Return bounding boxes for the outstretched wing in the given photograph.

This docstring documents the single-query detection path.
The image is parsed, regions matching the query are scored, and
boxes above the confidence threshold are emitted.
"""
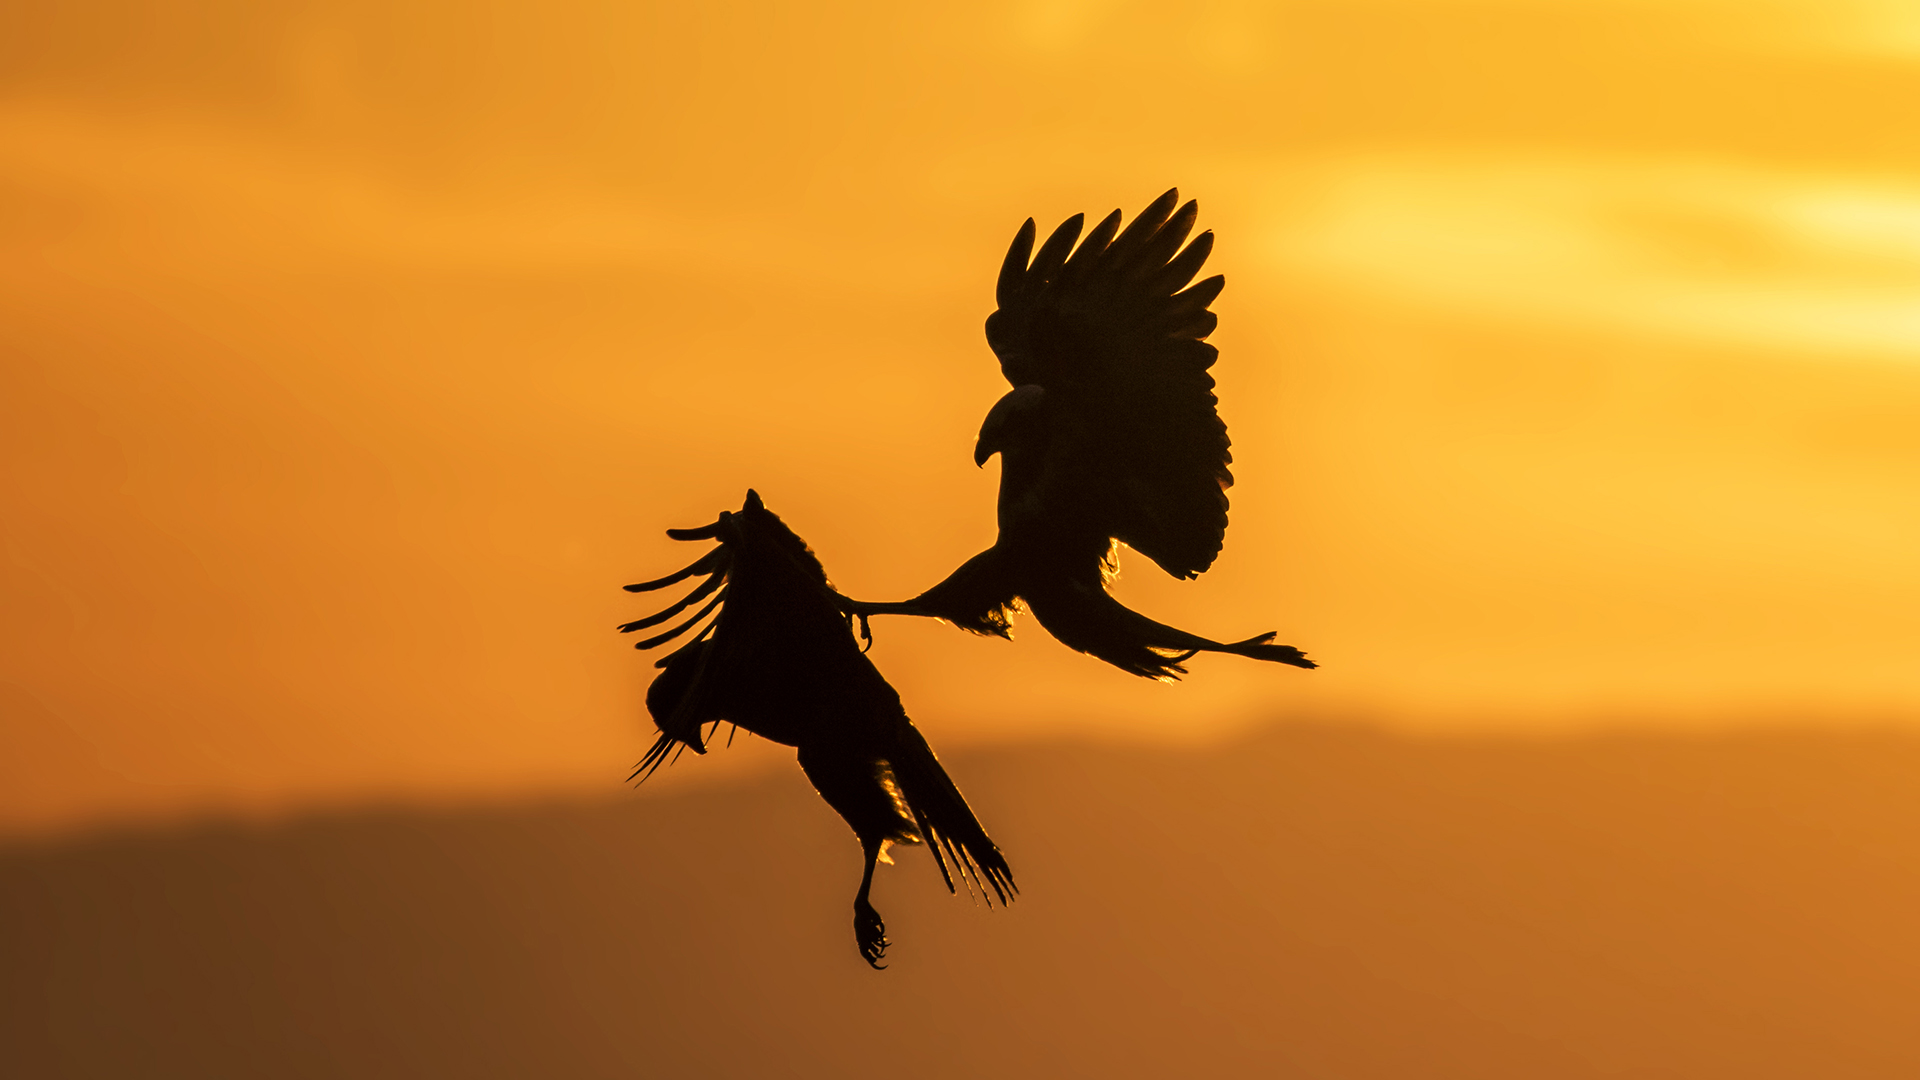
[984,189,1232,579]
[622,525,733,768]
[621,489,849,772]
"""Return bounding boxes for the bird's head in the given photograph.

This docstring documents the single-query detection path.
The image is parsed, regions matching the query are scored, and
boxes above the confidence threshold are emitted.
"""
[975,384,1048,467]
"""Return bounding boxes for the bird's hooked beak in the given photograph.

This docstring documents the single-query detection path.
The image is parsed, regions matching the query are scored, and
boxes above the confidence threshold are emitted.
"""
[975,384,1047,467]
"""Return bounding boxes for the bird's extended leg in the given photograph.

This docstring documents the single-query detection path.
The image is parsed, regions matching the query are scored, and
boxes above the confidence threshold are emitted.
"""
[814,584,931,652]
[853,836,891,970]
[821,587,925,617]
[828,547,1021,649]
[823,588,929,623]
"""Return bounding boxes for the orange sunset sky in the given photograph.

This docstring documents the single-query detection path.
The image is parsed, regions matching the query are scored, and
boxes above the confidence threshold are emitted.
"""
[6,0,1920,838]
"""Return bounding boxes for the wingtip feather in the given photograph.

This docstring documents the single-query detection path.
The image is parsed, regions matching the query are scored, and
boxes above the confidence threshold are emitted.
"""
[995,218,1038,306]
[1027,212,1086,284]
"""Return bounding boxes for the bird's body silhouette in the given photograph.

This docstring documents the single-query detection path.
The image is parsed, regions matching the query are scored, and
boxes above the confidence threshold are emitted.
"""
[842,189,1315,678]
[622,491,1014,967]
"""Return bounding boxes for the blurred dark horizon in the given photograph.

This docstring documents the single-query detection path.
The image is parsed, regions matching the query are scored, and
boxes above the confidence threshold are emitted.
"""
[10,721,1920,1079]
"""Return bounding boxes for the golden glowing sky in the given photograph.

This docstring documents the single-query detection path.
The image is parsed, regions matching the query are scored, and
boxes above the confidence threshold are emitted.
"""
[6,0,1920,835]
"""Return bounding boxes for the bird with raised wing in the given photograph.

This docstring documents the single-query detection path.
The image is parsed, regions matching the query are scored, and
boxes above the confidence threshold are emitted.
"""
[622,490,1015,968]
[841,189,1316,679]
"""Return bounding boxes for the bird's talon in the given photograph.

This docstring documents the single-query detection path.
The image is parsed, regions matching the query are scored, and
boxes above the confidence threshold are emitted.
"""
[855,907,890,969]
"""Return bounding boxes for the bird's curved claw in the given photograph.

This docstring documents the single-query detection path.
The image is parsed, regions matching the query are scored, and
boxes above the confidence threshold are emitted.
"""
[819,584,877,652]
[855,900,890,970]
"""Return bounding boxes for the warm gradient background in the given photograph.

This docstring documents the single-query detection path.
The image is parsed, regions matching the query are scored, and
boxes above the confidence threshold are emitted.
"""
[6,0,1920,1075]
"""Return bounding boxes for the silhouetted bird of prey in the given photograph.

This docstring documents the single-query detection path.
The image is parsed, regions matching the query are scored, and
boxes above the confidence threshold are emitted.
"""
[842,189,1316,679]
[621,490,1015,968]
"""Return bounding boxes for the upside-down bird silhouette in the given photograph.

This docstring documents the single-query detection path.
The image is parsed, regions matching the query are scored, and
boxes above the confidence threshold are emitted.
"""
[622,491,1015,968]
[840,189,1316,678]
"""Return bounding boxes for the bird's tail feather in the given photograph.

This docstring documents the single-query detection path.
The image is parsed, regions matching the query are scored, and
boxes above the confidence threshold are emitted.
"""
[889,720,1016,906]
[1214,632,1316,669]
[1027,583,1315,679]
